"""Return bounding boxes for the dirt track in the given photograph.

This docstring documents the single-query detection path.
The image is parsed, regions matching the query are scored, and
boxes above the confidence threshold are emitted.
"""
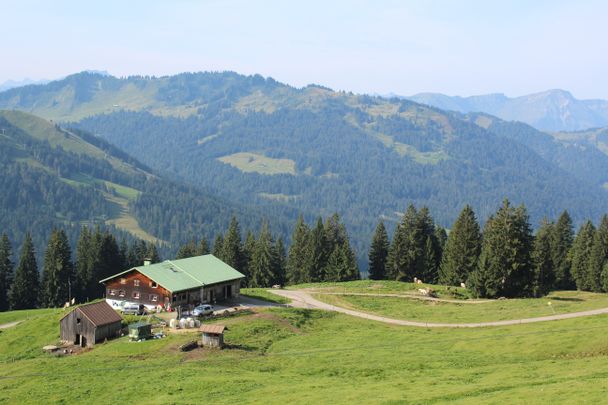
[269,290,608,328]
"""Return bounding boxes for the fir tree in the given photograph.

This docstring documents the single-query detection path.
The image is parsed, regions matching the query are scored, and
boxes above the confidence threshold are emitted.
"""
[386,205,419,281]
[434,226,448,256]
[532,219,555,297]
[41,229,73,307]
[438,205,481,286]
[241,231,257,285]
[305,217,327,282]
[146,243,160,263]
[222,216,244,272]
[587,215,608,292]
[9,233,39,309]
[286,215,310,284]
[250,222,276,287]
[468,200,534,298]
[552,211,575,290]
[415,207,440,283]
[571,221,596,291]
[212,234,224,259]
[176,239,197,259]
[197,237,210,255]
[274,237,287,286]
[0,234,14,311]
[368,221,389,280]
[74,227,93,302]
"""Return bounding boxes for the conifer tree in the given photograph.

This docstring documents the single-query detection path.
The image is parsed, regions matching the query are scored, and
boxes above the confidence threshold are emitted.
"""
[176,239,197,259]
[212,234,224,259]
[438,205,481,286]
[386,205,418,281]
[74,227,93,302]
[415,207,440,283]
[305,217,327,282]
[587,215,608,292]
[469,200,534,298]
[571,221,596,291]
[146,243,160,263]
[41,229,73,307]
[532,218,555,297]
[240,231,256,285]
[434,226,448,255]
[222,216,244,272]
[286,215,310,284]
[552,211,575,289]
[197,237,210,255]
[274,237,287,286]
[250,222,276,287]
[368,221,389,280]
[9,233,39,309]
[0,234,14,311]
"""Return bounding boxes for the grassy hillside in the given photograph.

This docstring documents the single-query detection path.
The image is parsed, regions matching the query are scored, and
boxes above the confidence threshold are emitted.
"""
[1,298,608,403]
[0,110,293,260]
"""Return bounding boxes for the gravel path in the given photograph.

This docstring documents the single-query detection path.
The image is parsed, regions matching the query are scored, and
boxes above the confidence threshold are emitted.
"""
[307,291,490,304]
[269,290,608,328]
[0,321,22,330]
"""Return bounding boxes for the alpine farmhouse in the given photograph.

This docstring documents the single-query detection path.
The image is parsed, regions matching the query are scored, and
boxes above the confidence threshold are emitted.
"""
[100,255,245,310]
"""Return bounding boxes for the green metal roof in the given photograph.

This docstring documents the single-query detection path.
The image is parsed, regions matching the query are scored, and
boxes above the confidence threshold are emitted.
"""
[100,254,244,293]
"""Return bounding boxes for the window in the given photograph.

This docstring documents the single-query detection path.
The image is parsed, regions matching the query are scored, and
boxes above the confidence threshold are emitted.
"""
[172,295,176,302]
[150,294,158,302]
[132,291,140,299]
[150,281,157,288]
[108,289,116,296]
[134,279,140,287]
[119,290,125,297]
[120,278,126,285]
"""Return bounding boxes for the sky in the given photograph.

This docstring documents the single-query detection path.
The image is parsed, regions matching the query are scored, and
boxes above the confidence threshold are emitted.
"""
[2,0,607,99]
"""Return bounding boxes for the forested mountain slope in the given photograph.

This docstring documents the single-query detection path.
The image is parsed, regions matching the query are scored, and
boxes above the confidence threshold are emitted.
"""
[0,110,289,261]
[3,72,608,260]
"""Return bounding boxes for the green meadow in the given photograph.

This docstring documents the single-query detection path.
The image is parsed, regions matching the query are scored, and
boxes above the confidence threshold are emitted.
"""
[1,285,607,404]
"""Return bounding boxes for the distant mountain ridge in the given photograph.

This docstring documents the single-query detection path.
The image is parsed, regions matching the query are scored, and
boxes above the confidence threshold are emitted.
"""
[3,71,608,263]
[405,89,608,131]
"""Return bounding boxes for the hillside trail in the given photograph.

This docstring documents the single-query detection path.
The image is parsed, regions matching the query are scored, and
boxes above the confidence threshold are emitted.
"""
[268,290,608,328]
[303,290,490,304]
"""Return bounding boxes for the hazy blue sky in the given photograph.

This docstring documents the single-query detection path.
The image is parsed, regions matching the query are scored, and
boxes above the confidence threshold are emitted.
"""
[3,0,607,98]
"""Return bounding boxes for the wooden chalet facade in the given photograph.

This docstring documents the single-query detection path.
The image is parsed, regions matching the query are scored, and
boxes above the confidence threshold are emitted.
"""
[60,301,123,347]
[100,254,245,310]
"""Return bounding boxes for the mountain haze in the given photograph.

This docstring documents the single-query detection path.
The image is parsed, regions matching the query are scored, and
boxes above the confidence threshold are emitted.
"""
[407,90,608,131]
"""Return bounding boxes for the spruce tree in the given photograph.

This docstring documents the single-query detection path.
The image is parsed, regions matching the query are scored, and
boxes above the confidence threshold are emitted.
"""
[9,233,39,309]
[438,205,481,286]
[41,229,74,307]
[415,207,440,283]
[0,234,14,311]
[250,222,276,287]
[222,216,244,272]
[212,234,224,259]
[75,227,93,302]
[386,205,418,281]
[468,200,534,298]
[552,211,575,289]
[532,219,555,297]
[305,217,327,282]
[176,239,197,259]
[197,237,210,255]
[286,215,310,284]
[368,221,389,280]
[241,231,256,285]
[273,237,287,286]
[571,221,596,291]
[434,226,448,256]
[587,215,608,292]
[146,243,160,263]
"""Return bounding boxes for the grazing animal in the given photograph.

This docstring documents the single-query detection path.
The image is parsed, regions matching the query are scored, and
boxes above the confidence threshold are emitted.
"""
[416,279,423,284]
[460,282,466,288]
[418,288,428,295]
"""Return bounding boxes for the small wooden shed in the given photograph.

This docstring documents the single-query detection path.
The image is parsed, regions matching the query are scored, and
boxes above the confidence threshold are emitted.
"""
[60,301,123,348]
[200,324,226,348]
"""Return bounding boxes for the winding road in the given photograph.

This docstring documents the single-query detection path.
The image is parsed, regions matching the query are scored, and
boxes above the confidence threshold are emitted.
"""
[269,289,608,328]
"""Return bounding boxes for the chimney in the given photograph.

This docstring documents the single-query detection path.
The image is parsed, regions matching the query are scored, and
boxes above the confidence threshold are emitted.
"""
[143,258,151,266]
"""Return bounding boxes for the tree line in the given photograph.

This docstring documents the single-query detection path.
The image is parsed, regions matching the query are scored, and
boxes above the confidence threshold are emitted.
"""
[368,199,608,298]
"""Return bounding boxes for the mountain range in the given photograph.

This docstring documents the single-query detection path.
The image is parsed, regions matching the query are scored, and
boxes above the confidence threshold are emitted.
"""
[2,71,608,267]
[405,89,608,132]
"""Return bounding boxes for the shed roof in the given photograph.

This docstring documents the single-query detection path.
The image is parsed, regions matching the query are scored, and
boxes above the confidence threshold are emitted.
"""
[200,324,227,334]
[100,254,245,293]
[61,301,122,327]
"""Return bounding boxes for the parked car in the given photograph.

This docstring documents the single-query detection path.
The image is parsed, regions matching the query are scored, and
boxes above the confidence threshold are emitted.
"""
[121,302,146,315]
[192,304,214,317]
